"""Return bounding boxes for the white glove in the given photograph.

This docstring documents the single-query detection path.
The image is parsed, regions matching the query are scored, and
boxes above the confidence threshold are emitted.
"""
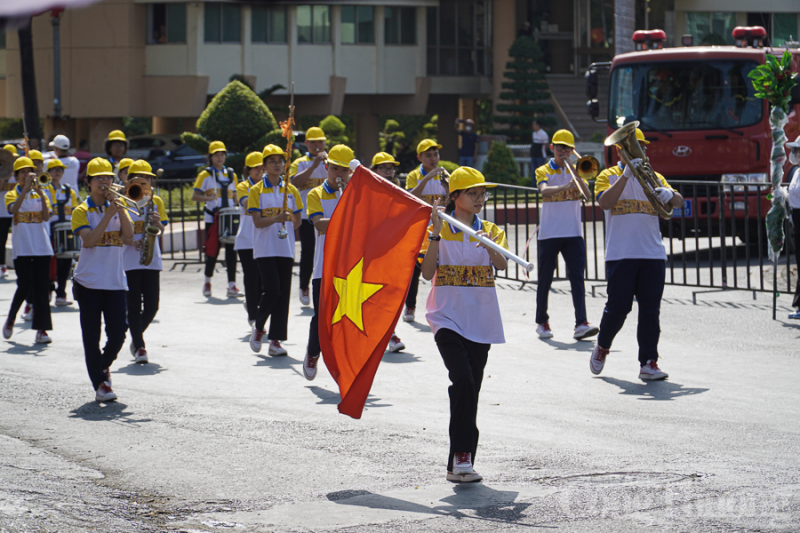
[655,187,674,204]
[622,158,642,179]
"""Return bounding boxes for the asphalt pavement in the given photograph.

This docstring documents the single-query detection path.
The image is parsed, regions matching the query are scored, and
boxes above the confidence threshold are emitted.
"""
[0,259,798,533]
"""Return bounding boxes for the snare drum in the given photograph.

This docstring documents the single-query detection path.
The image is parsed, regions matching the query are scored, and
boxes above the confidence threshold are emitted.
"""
[218,207,240,244]
[53,221,81,259]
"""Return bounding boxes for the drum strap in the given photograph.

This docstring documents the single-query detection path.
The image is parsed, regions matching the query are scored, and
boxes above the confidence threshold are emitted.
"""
[207,166,234,209]
[52,185,70,228]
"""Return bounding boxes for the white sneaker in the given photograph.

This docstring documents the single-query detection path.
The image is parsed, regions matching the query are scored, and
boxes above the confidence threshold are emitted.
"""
[402,307,415,322]
[129,341,136,356]
[21,304,33,321]
[3,321,13,340]
[639,360,668,381]
[299,288,310,306]
[268,340,288,356]
[134,348,148,364]
[202,282,211,297]
[303,352,319,381]
[573,322,599,340]
[55,297,73,307]
[227,285,243,298]
[249,325,265,353]
[452,452,474,475]
[95,381,117,402]
[35,331,52,344]
[536,322,553,338]
[387,334,405,353]
[590,344,609,375]
[446,471,483,483]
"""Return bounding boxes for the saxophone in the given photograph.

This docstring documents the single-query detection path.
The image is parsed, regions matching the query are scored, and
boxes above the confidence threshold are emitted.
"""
[139,197,160,266]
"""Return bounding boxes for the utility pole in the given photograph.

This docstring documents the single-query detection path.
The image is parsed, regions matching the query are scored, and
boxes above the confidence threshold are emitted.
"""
[52,9,64,119]
[615,0,635,56]
[18,18,43,147]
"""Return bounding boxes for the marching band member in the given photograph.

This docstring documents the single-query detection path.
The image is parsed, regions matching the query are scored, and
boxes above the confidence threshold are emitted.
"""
[104,130,129,175]
[248,144,303,355]
[0,146,18,279]
[404,139,449,323]
[534,129,598,341]
[419,167,507,484]
[370,151,405,353]
[287,126,328,308]
[45,135,81,191]
[117,158,135,185]
[123,160,168,364]
[71,158,134,402]
[591,128,683,381]
[235,151,264,327]
[2,157,54,344]
[191,141,241,298]
[302,144,355,380]
[45,158,80,306]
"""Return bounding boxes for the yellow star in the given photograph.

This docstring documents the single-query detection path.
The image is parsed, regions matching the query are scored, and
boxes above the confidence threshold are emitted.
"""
[332,257,384,331]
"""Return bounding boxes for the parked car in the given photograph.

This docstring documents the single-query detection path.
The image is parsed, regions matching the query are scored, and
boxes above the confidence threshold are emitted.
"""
[148,143,207,183]
[127,135,183,160]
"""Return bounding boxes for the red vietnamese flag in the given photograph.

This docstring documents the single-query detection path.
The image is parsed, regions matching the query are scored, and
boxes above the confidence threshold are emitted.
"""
[319,165,431,419]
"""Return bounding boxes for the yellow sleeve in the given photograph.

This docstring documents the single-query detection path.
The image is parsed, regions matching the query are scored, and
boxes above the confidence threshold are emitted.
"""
[154,195,169,224]
[594,169,612,200]
[484,221,509,251]
[236,181,250,207]
[42,193,52,212]
[4,188,18,208]
[70,189,81,208]
[405,169,419,190]
[418,223,432,262]
[247,182,262,214]
[306,187,323,218]
[290,184,304,213]
[232,171,239,186]
[287,158,302,178]
[71,204,89,234]
[193,170,209,192]
[656,172,674,191]
[535,166,550,187]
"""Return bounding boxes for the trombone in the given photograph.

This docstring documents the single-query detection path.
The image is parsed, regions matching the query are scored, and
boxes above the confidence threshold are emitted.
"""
[562,152,599,203]
[101,182,151,216]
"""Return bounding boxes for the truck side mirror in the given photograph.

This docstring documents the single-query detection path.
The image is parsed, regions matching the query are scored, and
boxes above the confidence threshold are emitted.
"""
[587,99,600,119]
[790,84,800,108]
[585,69,599,99]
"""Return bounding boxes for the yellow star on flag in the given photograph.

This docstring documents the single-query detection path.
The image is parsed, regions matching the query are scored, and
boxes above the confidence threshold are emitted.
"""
[332,257,384,331]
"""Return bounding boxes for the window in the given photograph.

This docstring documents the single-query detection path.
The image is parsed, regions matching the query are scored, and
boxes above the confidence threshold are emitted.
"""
[297,5,330,44]
[205,2,241,43]
[773,13,798,47]
[685,12,736,46]
[147,3,186,44]
[427,0,491,76]
[252,4,287,43]
[342,6,374,44]
[385,7,416,45]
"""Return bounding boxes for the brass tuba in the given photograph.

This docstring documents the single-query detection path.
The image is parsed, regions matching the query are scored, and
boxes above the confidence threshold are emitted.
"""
[604,121,673,219]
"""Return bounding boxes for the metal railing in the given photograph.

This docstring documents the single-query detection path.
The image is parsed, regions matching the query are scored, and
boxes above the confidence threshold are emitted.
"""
[154,178,204,265]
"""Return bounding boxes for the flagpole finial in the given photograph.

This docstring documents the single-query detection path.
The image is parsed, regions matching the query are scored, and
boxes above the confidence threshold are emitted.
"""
[349,160,361,172]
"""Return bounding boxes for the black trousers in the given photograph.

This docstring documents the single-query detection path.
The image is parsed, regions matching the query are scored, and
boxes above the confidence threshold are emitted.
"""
[405,264,422,309]
[204,225,236,282]
[793,209,800,309]
[299,219,316,291]
[0,217,10,265]
[255,256,293,339]
[55,257,72,299]
[74,282,128,390]
[125,269,160,350]
[8,255,52,331]
[435,328,490,472]
[536,236,587,327]
[307,277,322,357]
[238,249,262,322]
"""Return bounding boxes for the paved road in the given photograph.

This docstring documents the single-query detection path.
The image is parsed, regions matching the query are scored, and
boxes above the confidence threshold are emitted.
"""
[0,261,798,532]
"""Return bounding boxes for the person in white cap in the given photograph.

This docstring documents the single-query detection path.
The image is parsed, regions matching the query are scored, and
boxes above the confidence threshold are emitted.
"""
[786,135,800,320]
[47,135,81,191]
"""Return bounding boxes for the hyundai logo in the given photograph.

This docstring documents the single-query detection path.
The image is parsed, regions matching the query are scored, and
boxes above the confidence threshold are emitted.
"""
[673,146,692,157]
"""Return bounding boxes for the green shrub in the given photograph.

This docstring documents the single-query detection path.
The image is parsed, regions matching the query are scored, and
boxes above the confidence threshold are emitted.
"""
[319,115,349,147]
[439,160,460,174]
[481,141,520,185]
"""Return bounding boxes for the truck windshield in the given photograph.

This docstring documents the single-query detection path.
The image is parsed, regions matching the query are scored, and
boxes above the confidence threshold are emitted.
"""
[609,60,763,131]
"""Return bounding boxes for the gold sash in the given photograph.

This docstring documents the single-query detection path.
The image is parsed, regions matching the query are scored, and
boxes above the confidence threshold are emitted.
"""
[611,199,657,216]
[543,188,582,203]
[436,264,495,288]
[13,211,43,224]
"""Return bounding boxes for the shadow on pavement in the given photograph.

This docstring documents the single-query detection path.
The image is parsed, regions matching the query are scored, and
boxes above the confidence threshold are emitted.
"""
[114,362,166,376]
[406,322,432,333]
[539,338,594,353]
[254,354,299,369]
[194,297,244,306]
[599,377,709,401]
[51,306,79,314]
[295,307,314,317]
[69,401,152,425]
[307,386,391,409]
[382,351,421,364]
[4,341,49,355]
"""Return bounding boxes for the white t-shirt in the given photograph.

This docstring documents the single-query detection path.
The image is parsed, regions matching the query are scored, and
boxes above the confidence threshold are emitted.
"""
[594,163,674,261]
[4,186,53,259]
[788,166,800,209]
[532,129,549,158]
[44,153,81,191]
[122,195,169,272]
[405,165,448,206]
[535,159,585,240]
[288,155,328,220]
[234,178,257,251]
[0,176,17,218]
[247,177,303,259]
[193,167,238,224]
[71,198,131,291]
[306,181,340,279]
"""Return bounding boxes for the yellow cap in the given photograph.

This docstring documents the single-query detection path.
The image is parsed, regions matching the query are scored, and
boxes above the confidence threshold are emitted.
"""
[129,159,156,177]
[107,130,127,143]
[246,151,265,168]
[448,167,496,193]
[262,144,286,160]
[305,127,326,142]
[326,144,355,168]
[635,128,650,145]
[28,150,43,161]
[417,139,442,155]
[552,130,575,148]
[371,152,399,167]
[13,157,34,172]
[118,158,135,172]
[3,144,18,157]
[208,140,227,155]
[87,157,115,177]
[46,159,67,171]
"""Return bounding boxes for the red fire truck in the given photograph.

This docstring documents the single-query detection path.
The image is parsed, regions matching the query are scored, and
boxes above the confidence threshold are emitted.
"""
[586,27,800,241]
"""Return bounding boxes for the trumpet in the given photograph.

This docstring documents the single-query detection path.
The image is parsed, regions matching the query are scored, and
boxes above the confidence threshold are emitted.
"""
[37,172,52,187]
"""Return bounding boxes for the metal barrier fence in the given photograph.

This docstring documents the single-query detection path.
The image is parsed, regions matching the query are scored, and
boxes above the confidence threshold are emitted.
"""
[155,178,204,265]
